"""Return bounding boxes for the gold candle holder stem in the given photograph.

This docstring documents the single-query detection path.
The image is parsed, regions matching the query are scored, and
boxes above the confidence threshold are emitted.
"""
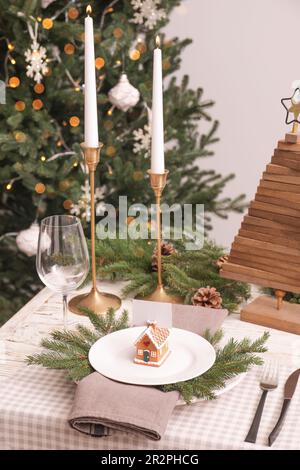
[148,170,168,290]
[68,143,121,315]
[155,192,163,288]
[89,167,97,291]
[292,122,299,134]
[136,170,183,304]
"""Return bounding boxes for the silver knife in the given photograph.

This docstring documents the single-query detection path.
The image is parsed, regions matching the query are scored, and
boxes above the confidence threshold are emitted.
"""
[268,368,300,446]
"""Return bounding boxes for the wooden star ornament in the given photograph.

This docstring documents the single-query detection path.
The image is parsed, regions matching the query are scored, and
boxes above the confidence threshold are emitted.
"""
[281,88,300,125]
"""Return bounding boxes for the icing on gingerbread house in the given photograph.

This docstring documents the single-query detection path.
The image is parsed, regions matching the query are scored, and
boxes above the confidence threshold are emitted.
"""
[134,320,170,367]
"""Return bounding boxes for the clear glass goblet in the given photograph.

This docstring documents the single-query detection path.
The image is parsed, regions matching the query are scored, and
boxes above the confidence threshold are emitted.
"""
[36,215,89,328]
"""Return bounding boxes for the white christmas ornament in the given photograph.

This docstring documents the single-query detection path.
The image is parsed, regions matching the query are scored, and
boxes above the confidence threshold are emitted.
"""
[133,125,151,154]
[131,0,166,30]
[70,182,106,222]
[41,0,56,8]
[25,20,48,84]
[25,41,48,83]
[133,104,152,155]
[108,73,140,112]
[16,222,40,257]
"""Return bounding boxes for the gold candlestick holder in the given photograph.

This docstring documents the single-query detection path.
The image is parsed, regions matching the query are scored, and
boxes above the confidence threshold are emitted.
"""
[138,170,183,304]
[68,143,121,315]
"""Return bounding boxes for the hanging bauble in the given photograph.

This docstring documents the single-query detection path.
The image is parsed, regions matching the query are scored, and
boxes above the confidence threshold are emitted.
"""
[25,41,48,83]
[25,18,48,84]
[108,73,140,112]
[16,222,40,257]
[41,0,57,8]
[131,0,166,30]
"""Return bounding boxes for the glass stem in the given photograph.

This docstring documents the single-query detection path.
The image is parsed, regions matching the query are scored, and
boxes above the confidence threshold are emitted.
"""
[62,294,68,329]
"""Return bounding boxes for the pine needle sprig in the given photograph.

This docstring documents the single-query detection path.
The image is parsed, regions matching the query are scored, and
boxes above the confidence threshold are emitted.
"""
[163,263,199,292]
[203,328,224,346]
[27,353,87,371]
[159,331,269,402]
[27,308,130,381]
[79,307,129,335]
[39,338,89,356]
[75,325,99,345]
[100,261,134,280]
[243,332,270,353]
[121,273,157,298]
[49,329,92,352]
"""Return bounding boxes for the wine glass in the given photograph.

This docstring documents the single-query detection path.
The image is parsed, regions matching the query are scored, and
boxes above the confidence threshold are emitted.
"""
[36,215,89,328]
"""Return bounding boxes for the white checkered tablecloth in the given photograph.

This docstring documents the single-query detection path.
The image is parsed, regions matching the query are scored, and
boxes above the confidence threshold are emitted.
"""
[1,286,300,450]
[0,363,300,450]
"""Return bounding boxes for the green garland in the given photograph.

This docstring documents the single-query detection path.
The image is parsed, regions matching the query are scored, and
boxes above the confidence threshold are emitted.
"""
[93,238,250,312]
[27,308,269,403]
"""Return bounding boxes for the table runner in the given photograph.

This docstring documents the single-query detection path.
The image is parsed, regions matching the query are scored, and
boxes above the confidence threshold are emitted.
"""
[1,363,299,450]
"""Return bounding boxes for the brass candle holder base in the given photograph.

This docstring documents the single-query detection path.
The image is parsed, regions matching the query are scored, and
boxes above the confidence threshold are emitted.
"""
[136,169,183,305]
[138,285,183,304]
[68,288,121,316]
[68,142,121,316]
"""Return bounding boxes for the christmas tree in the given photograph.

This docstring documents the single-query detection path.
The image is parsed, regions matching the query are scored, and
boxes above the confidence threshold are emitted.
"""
[0,0,245,322]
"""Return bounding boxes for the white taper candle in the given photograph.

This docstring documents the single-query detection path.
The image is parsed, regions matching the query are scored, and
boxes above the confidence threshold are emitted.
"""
[84,5,99,147]
[151,35,165,174]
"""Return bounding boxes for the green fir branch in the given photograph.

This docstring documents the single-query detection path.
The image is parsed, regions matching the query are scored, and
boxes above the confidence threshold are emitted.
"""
[27,308,130,380]
[94,238,250,311]
[121,273,156,298]
[203,329,224,346]
[79,306,129,335]
[160,332,269,402]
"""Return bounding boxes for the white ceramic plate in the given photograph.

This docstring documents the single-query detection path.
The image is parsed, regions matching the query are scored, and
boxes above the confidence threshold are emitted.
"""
[89,327,216,386]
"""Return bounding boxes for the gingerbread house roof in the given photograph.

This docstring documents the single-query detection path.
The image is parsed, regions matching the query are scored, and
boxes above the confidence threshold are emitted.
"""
[134,323,170,350]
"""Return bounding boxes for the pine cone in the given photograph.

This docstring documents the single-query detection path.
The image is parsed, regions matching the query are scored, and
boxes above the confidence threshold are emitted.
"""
[151,242,177,272]
[214,255,229,270]
[192,286,222,309]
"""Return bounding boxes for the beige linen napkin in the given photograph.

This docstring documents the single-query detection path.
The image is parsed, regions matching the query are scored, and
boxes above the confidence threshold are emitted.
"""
[69,372,179,440]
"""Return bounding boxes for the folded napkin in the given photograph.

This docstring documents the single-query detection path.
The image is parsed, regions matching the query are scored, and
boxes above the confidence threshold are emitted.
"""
[69,372,179,440]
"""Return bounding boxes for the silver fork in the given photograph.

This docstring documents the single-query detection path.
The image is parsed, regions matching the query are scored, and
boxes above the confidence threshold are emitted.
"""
[245,360,279,443]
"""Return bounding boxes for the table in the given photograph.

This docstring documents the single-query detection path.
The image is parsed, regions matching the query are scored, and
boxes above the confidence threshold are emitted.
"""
[1,283,300,450]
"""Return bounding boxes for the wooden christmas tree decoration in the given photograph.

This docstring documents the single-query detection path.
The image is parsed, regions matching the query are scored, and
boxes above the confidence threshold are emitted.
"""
[221,85,300,334]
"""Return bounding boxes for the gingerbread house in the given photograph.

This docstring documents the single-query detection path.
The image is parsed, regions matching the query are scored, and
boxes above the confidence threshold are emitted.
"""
[134,321,170,367]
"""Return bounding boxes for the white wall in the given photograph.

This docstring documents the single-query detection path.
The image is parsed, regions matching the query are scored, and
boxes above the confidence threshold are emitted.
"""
[165,0,300,249]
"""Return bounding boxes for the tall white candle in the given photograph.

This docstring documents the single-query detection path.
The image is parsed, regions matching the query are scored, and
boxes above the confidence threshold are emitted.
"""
[84,5,99,147]
[151,35,165,174]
